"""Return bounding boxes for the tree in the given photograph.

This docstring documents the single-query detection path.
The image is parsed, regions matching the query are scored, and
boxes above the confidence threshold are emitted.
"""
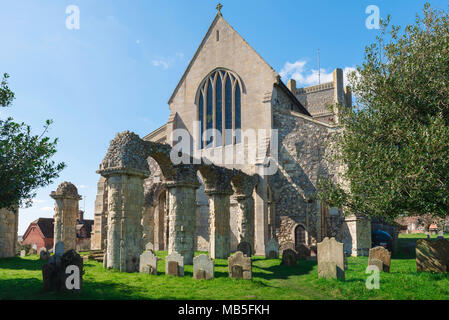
[318,4,449,222]
[0,73,65,210]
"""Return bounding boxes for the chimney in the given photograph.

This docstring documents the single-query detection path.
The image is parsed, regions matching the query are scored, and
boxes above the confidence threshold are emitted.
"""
[78,210,84,222]
[287,79,297,92]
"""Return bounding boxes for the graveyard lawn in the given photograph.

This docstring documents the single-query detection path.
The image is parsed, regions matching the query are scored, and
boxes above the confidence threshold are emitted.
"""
[2,237,449,300]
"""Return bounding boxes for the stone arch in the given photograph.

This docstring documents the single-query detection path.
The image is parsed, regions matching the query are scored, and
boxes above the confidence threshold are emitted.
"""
[293,223,309,248]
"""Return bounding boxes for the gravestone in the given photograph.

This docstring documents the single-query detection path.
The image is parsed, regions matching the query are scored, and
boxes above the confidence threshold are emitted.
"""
[20,250,26,257]
[317,237,345,280]
[281,249,297,267]
[237,242,252,257]
[230,265,244,279]
[265,238,279,259]
[43,249,83,293]
[228,251,252,280]
[167,261,179,276]
[369,258,383,271]
[165,252,184,276]
[416,238,449,273]
[145,242,154,252]
[193,254,214,280]
[369,246,391,272]
[60,250,83,293]
[40,248,50,261]
[296,244,311,260]
[280,241,295,255]
[139,250,157,275]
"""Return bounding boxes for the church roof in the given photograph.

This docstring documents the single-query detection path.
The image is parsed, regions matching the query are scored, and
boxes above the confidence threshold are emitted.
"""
[168,11,278,105]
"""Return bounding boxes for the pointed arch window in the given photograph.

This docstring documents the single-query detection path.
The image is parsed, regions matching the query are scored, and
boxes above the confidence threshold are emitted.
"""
[196,69,243,149]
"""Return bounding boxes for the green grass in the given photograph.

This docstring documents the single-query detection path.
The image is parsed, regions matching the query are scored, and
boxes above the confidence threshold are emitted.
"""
[1,235,449,300]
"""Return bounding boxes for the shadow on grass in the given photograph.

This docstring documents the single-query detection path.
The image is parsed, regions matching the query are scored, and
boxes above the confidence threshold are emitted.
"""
[0,257,45,271]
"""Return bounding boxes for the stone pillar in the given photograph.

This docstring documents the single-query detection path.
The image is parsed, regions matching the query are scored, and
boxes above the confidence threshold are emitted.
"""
[236,195,255,248]
[166,181,199,265]
[100,170,147,272]
[91,176,108,250]
[0,207,19,258]
[344,214,371,256]
[200,165,233,260]
[231,171,256,252]
[207,191,232,259]
[254,172,268,256]
[50,182,82,252]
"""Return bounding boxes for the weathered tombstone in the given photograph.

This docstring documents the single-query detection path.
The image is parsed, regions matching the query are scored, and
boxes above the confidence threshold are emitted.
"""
[281,249,297,266]
[369,246,391,272]
[230,265,244,279]
[228,251,252,280]
[139,250,157,275]
[165,252,184,276]
[43,249,83,293]
[265,238,279,259]
[237,242,252,257]
[145,242,154,252]
[416,238,449,273]
[20,250,26,258]
[280,241,295,255]
[193,254,214,280]
[296,244,311,260]
[369,258,383,271]
[60,250,83,293]
[40,248,50,261]
[317,237,345,280]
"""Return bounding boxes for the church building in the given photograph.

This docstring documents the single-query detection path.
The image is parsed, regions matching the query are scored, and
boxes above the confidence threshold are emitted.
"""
[91,5,371,257]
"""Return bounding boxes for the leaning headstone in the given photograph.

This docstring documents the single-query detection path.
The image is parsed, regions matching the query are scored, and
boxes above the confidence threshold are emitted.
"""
[280,241,295,255]
[43,249,83,293]
[369,258,383,271]
[20,250,26,258]
[317,237,345,280]
[145,242,154,252]
[237,242,252,257]
[296,244,311,260]
[281,249,297,266]
[193,254,214,280]
[139,250,157,275]
[165,252,184,276]
[55,241,64,257]
[265,238,279,259]
[369,246,391,272]
[228,251,252,280]
[40,248,50,261]
[416,238,449,273]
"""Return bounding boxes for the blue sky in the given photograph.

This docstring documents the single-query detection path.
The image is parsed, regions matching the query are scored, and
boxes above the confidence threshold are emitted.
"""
[0,0,447,235]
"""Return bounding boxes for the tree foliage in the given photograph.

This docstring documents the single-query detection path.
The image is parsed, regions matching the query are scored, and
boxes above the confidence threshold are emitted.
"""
[0,73,65,210]
[318,4,449,220]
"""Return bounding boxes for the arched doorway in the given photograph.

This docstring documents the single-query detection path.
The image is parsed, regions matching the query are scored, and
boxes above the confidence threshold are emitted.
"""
[295,225,307,248]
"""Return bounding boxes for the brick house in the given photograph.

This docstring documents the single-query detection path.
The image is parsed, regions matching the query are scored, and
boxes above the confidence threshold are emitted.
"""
[21,210,94,252]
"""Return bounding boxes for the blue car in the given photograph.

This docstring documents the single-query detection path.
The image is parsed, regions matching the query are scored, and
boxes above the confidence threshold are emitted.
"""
[371,229,393,251]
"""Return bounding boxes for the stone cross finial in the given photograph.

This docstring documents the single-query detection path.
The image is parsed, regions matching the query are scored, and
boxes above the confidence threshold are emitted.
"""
[216,3,223,15]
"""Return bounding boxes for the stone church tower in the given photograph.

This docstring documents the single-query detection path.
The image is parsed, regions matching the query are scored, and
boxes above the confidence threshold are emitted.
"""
[91,6,371,257]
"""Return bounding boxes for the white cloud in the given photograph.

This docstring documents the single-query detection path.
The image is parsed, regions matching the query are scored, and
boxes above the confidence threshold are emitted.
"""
[33,199,47,204]
[280,60,356,87]
[151,52,185,70]
[40,206,53,212]
[152,59,171,69]
[78,185,88,189]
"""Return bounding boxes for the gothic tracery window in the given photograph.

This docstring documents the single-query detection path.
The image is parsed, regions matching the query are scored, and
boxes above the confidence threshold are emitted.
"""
[197,69,242,149]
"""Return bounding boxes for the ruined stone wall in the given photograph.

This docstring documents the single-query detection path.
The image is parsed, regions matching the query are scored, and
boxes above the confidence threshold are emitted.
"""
[0,208,18,258]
